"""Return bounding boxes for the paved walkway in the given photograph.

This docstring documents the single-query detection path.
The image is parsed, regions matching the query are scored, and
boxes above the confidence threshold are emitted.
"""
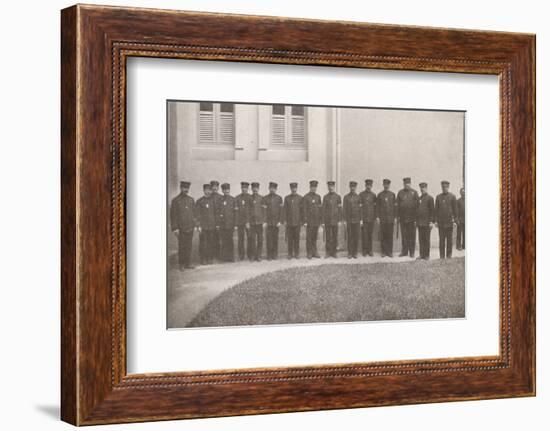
[167,248,465,328]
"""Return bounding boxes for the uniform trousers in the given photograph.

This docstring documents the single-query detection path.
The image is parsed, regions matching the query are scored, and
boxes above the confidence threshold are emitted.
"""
[286,225,301,258]
[456,222,465,250]
[346,222,360,257]
[325,224,338,257]
[306,225,320,257]
[417,225,432,259]
[380,222,394,256]
[361,221,374,255]
[266,226,280,259]
[177,230,193,268]
[199,229,215,264]
[219,228,235,262]
[438,226,454,258]
[236,225,250,260]
[249,224,263,261]
[400,220,417,257]
[212,229,221,260]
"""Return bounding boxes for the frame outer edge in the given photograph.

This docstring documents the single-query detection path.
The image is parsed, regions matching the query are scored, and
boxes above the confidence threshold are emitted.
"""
[61,4,79,426]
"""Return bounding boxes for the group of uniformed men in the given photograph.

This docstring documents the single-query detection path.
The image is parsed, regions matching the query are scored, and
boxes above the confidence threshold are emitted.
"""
[170,178,466,270]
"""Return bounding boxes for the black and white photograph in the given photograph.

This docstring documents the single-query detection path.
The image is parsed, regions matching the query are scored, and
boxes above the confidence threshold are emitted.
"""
[167,100,466,329]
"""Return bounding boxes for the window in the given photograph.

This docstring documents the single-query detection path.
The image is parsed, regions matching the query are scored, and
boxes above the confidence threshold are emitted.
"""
[199,102,235,145]
[271,105,306,147]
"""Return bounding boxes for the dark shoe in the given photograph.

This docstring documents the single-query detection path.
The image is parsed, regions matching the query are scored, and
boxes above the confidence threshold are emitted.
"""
[410,254,415,258]
[399,252,408,257]
[381,254,386,258]
[185,265,195,269]
[368,252,374,257]
[313,254,320,259]
[387,254,393,258]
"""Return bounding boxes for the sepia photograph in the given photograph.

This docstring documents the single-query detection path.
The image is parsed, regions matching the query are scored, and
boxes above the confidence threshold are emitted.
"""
[167,100,466,329]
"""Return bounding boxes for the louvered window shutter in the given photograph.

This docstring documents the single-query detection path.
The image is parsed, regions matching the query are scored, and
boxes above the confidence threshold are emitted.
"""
[272,115,286,144]
[291,115,305,145]
[218,112,234,144]
[199,111,214,143]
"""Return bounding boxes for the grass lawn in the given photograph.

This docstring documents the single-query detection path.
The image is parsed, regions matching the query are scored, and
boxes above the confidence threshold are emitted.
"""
[188,257,465,327]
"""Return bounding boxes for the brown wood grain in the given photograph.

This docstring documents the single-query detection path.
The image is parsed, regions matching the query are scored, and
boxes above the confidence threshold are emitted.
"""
[61,4,535,425]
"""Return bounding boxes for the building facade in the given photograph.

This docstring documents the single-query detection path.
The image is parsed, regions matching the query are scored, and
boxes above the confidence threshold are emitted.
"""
[168,101,464,200]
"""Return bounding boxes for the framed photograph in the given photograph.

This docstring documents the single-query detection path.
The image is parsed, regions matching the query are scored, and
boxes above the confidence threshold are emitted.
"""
[61,4,535,425]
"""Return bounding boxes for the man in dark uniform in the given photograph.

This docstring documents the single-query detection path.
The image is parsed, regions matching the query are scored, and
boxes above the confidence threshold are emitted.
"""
[397,177,419,258]
[284,182,303,259]
[301,180,323,259]
[435,180,458,259]
[322,181,342,258]
[416,182,435,260]
[235,181,252,261]
[196,184,217,265]
[343,181,361,258]
[359,179,377,257]
[217,183,237,262]
[456,187,466,250]
[248,182,265,262]
[263,182,283,260]
[377,179,396,257]
[170,181,196,271]
[209,180,222,260]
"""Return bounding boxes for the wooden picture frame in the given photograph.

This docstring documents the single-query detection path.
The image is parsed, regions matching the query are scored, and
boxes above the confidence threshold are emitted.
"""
[61,4,535,425]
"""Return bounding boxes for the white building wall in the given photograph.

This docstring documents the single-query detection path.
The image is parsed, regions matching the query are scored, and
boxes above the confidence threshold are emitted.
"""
[169,102,464,200]
[168,102,332,200]
[338,108,464,196]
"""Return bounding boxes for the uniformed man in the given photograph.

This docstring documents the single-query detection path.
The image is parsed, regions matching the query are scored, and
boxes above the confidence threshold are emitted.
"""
[456,187,466,251]
[235,181,252,261]
[217,183,237,262]
[301,180,323,259]
[284,182,303,259]
[397,177,419,258]
[248,182,266,262]
[377,179,397,257]
[170,181,196,271]
[343,181,361,258]
[435,180,458,259]
[196,184,217,265]
[322,181,342,258]
[416,182,435,260]
[263,182,283,260]
[359,179,377,257]
[210,180,223,260]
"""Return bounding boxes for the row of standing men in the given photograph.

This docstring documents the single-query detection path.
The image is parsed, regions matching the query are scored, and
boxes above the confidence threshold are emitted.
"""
[170,178,466,270]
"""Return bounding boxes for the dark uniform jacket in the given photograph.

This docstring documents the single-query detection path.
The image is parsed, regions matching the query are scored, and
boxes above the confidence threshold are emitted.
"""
[457,197,465,224]
[359,190,377,222]
[417,193,435,226]
[284,194,303,226]
[435,192,458,228]
[343,192,361,223]
[377,190,397,223]
[302,192,323,226]
[263,193,283,226]
[217,194,236,229]
[196,195,217,230]
[249,193,266,225]
[322,192,342,225]
[397,188,420,223]
[170,193,196,232]
[235,193,251,226]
